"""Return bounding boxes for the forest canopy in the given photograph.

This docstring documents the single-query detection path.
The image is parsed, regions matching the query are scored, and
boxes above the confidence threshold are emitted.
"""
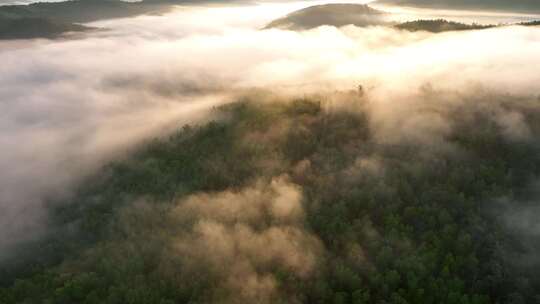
[2,89,540,304]
[394,19,494,33]
[375,0,540,13]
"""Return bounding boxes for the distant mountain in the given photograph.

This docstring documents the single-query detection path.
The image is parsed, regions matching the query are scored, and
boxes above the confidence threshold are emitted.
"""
[264,4,388,30]
[265,3,539,34]
[0,0,176,40]
[395,19,494,33]
[394,18,540,33]
[0,16,90,39]
[520,20,540,26]
[375,0,540,13]
[0,0,171,24]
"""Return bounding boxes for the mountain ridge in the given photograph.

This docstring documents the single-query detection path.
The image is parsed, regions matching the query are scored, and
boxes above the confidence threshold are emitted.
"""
[375,0,540,14]
[0,0,176,40]
[265,4,540,33]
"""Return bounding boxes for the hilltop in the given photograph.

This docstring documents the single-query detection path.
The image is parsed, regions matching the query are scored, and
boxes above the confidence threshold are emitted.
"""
[265,4,388,30]
[265,4,539,33]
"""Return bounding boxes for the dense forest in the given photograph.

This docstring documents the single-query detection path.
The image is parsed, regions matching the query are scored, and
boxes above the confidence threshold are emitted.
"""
[0,0,174,39]
[394,19,494,33]
[0,17,91,39]
[0,0,168,23]
[375,0,540,13]
[1,89,540,304]
[521,20,540,26]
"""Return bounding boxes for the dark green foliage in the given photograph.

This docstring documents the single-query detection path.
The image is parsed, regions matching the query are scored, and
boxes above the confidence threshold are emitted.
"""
[376,0,540,14]
[264,3,538,33]
[0,0,169,24]
[2,93,540,303]
[0,17,90,39]
[395,19,494,33]
[519,20,540,26]
[0,0,172,39]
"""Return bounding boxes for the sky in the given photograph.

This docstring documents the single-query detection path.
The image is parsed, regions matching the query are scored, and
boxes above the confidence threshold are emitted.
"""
[1,0,540,259]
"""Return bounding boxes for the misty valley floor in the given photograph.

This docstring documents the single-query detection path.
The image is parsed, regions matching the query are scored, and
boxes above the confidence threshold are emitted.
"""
[2,91,540,304]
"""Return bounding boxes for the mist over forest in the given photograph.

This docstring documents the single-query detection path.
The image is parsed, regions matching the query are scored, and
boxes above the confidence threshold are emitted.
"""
[1,0,540,303]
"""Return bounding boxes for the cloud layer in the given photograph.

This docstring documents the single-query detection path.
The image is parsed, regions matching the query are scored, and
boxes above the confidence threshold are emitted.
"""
[1,1,540,258]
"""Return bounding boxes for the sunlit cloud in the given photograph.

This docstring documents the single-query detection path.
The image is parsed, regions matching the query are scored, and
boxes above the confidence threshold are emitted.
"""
[1,0,540,258]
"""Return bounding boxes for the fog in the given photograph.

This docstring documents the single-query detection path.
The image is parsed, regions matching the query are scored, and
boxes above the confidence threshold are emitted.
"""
[1,0,540,259]
[171,176,323,303]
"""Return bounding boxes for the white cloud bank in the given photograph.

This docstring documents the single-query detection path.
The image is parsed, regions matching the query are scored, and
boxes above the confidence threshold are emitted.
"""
[1,1,540,257]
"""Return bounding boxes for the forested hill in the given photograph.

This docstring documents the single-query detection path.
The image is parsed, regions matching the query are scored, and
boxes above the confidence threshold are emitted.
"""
[0,0,169,23]
[395,19,495,33]
[521,20,540,26]
[0,0,172,40]
[0,17,92,39]
[264,4,388,30]
[375,0,540,13]
[1,91,540,303]
[264,4,538,33]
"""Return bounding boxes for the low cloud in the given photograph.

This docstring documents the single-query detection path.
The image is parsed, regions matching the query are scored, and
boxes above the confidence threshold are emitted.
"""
[1,1,540,259]
[171,176,323,303]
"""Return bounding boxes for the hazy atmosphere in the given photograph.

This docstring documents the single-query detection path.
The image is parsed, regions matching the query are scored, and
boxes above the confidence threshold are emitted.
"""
[1,0,540,303]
